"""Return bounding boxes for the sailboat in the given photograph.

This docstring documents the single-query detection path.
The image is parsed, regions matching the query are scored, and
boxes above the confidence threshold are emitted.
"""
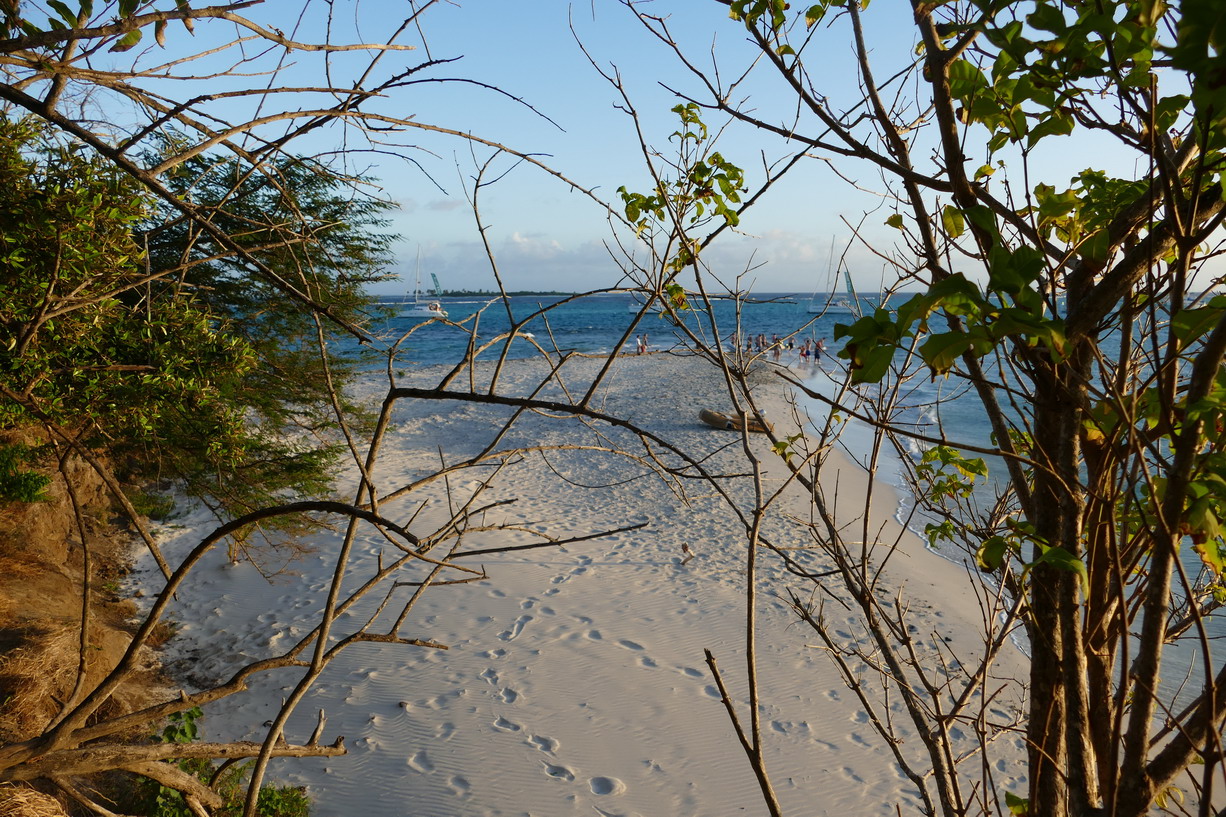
[807,242,859,315]
[402,250,448,319]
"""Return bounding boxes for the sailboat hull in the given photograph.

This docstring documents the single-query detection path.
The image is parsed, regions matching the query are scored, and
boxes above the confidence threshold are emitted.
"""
[806,300,857,314]
[402,303,447,318]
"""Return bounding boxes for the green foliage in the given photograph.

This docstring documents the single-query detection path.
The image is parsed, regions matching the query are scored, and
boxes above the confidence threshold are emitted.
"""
[834,270,1070,383]
[129,708,311,817]
[1168,0,1226,135]
[617,104,746,276]
[0,116,396,534]
[160,707,202,745]
[145,145,396,430]
[916,445,989,501]
[0,443,50,503]
[0,118,277,511]
[126,485,177,521]
[771,432,805,465]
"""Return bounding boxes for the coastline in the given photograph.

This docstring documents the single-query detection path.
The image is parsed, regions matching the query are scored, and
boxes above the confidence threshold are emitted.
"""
[139,351,1028,816]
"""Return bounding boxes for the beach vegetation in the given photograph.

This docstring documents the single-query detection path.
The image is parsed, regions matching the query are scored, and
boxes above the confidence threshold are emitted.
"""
[0,443,50,505]
[120,708,312,817]
[0,116,364,538]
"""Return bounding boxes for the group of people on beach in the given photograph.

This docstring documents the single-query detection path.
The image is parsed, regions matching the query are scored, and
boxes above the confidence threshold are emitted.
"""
[636,334,650,355]
[731,332,826,365]
[798,337,826,364]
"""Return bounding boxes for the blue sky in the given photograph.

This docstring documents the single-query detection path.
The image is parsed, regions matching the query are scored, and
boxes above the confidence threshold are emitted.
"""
[359,0,921,296]
[114,1,1177,296]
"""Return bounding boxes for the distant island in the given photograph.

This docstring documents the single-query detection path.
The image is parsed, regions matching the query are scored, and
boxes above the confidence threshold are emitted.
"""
[441,289,577,297]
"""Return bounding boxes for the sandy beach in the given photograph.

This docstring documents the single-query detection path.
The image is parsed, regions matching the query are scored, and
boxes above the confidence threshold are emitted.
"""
[136,350,1029,816]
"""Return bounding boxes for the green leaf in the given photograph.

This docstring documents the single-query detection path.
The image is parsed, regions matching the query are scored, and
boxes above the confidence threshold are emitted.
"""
[886,213,904,229]
[976,536,1013,571]
[1004,790,1029,815]
[1028,3,1067,33]
[1171,304,1225,349]
[849,343,895,383]
[1036,546,1089,596]
[109,28,142,52]
[941,204,966,239]
[1136,0,1168,29]
[1192,535,1226,576]
[1027,109,1075,147]
[46,0,77,25]
[920,331,972,374]
[805,3,827,26]
[947,59,990,102]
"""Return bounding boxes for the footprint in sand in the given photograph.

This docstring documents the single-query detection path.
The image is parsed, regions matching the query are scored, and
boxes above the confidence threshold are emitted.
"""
[480,668,499,685]
[493,716,522,732]
[551,566,588,585]
[543,763,576,782]
[482,648,507,660]
[586,629,603,641]
[521,597,537,610]
[527,734,559,754]
[406,688,467,711]
[588,777,626,796]
[434,722,456,740]
[617,639,644,651]
[681,667,704,678]
[639,656,657,668]
[448,775,472,798]
[406,750,434,773]
[498,615,533,642]
[500,687,519,704]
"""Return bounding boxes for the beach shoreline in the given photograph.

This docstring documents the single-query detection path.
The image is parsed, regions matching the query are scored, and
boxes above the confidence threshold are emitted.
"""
[138,351,1028,816]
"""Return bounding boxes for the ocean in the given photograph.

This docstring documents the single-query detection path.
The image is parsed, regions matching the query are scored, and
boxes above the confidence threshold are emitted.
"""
[354,290,986,508]
[366,291,842,363]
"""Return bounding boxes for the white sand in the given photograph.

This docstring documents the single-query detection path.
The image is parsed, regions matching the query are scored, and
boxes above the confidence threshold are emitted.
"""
[136,352,1028,816]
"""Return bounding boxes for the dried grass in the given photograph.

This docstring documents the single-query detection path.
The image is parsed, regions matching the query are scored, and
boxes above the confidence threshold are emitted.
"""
[0,785,69,817]
[0,624,77,741]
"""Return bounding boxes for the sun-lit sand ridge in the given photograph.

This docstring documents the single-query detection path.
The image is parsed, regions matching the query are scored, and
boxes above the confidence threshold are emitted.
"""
[139,352,1028,817]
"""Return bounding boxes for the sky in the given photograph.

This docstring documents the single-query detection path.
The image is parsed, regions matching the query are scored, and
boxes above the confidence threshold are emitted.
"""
[353,0,934,295]
[84,0,1189,297]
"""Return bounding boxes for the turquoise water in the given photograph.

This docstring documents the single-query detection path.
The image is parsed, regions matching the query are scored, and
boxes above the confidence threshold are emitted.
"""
[363,291,848,364]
